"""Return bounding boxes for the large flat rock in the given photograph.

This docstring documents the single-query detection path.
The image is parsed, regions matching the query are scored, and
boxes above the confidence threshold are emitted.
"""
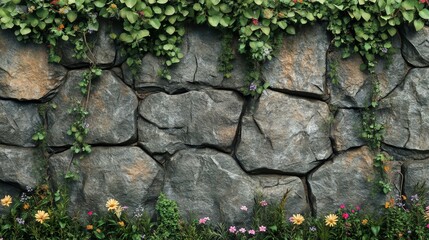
[401,25,429,67]
[331,109,365,151]
[236,90,332,174]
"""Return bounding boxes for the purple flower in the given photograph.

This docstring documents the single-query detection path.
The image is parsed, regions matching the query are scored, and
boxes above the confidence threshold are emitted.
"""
[259,225,266,232]
[309,226,317,232]
[249,83,257,91]
[381,47,388,53]
[411,194,419,202]
[16,218,25,225]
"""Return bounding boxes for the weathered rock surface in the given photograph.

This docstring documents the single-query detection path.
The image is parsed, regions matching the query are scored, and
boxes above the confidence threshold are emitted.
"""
[129,26,245,93]
[48,147,164,216]
[0,145,43,188]
[0,29,67,101]
[163,148,308,225]
[262,24,329,97]
[309,147,400,215]
[47,70,138,146]
[331,109,365,151]
[328,37,408,107]
[401,25,429,67]
[0,100,41,147]
[403,160,429,201]
[139,90,243,154]
[57,21,119,68]
[236,90,332,174]
[378,68,429,150]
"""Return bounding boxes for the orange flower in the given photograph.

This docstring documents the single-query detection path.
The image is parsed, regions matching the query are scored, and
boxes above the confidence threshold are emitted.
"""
[23,203,30,210]
[86,224,93,230]
[118,221,125,227]
[383,165,391,172]
[58,24,65,31]
[110,3,117,9]
[362,219,368,225]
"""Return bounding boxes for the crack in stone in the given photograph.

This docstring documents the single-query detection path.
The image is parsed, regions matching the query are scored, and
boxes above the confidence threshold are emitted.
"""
[252,117,274,150]
[0,67,12,78]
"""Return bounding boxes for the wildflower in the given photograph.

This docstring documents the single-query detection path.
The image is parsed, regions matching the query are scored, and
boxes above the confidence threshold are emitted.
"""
[106,198,119,211]
[290,214,305,225]
[86,224,93,230]
[238,227,246,233]
[259,225,266,232]
[309,226,317,231]
[28,5,36,13]
[411,194,419,202]
[342,212,349,220]
[96,229,102,233]
[362,219,368,225]
[355,206,361,211]
[199,217,210,224]
[16,218,25,225]
[134,205,145,218]
[110,3,117,9]
[118,221,125,227]
[58,24,65,31]
[259,200,268,206]
[398,232,403,237]
[249,83,257,91]
[383,165,391,172]
[26,186,33,192]
[87,211,93,216]
[340,204,345,209]
[115,206,123,218]
[23,203,30,210]
[240,206,248,211]
[426,224,429,229]
[229,226,236,233]
[35,210,50,224]
[20,193,29,202]
[402,195,407,200]
[1,195,12,207]
[325,214,338,227]
[248,229,255,235]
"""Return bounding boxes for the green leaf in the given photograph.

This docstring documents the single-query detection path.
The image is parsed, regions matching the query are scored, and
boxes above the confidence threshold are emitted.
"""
[126,12,138,24]
[277,21,287,29]
[157,0,168,4]
[136,29,150,39]
[20,27,31,35]
[165,5,175,16]
[414,19,424,31]
[125,0,137,8]
[360,9,371,21]
[402,10,414,22]
[165,26,175,35]
[387,27,397,36]
[401,0,414,11]
[210,0,221,5]
[419,8,429,20]
[152,6,162,14]
[149,19,161,29]
[36,8,49,19]
[193,3,202,11]
[93,0,106,8]
[119,33,134,43]
[66,11,77,23]
[208,15,221,27]
[254,0,263,5]
[261,26,270,35]
[286,25,295,35]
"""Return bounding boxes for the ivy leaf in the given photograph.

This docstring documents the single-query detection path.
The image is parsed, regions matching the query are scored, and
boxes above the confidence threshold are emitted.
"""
[124,0,137,8]
[413,19,424,31]
[126,12,138,24]
[165,26,175,35]
[165,5,175,16]
[36,8,49,19]
[66,11,78,23]
[261,26,270,35]
[135,29,150,39]
[360,9,371,21]
[401,0,414,11]
[20,27,31,35]
[157,0,168,4]
[254,0,263,5]
[210,0,221,5]
[119,33,134,43]
[286,25,295,35]
[208,15,221,27]
[418,9,429,20]
[277,21,287,29]
[93,0,106,8]
[149,19,161,29]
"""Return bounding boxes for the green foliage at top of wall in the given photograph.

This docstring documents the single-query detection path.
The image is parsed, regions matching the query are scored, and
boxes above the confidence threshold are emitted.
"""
[0,0,428,77]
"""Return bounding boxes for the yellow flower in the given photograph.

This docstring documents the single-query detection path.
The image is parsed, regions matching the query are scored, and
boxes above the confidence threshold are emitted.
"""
[23,202,30,210]
[362,219,368,225]
[86,224,93,230]
[106,198,119,211]
[325,214,338,227]
[110,3,117,9]
[291,214,305,225]
[35,210,50,224]
[118,221,125,227]
[96,228,102,233]
[115,206,123,218]
[1,195,12,207]
[424,212,429,221]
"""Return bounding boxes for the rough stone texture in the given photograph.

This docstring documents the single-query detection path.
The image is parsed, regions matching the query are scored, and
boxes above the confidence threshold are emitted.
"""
[328,37,408,107]
[401,25,429,67]
[262,24,329,97]
[331,109,365,151]
[403,160,429,201]
[48,147,164,216]
[0,145,43,189]
[163,148,308,225]
[0,29,67,101]
[138,90,243,154]
[0,100,41,147]
[309,147,400,215]
[378,68,429,151]
[47,70,138,146]
[130,26,245,93]
[236,90,332,174]
[57,21,119,68]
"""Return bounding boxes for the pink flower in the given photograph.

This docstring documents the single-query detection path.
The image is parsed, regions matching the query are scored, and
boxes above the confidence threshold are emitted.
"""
[426,224,429,229]
[239,227,246,233]
[340,204,345,209]
[355,206,361,211]
[259,225,266,232]
[87,211,93,216]
[229,226,236,233]
[251,18,259,25]
[248,229,256,235]
[342,212,349,220]
[199,217,210,224]
[351,210,355,213]
[240,206,248,211]
[259,200,268,207]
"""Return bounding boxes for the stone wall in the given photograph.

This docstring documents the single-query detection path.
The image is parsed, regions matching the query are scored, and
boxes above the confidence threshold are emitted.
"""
[1,23,429,223]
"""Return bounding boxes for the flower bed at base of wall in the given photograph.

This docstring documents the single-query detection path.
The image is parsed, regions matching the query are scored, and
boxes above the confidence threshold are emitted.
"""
[1,185,429,239]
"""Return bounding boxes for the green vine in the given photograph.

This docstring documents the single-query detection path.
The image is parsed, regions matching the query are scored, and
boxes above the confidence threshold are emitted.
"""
[218,31,235,78]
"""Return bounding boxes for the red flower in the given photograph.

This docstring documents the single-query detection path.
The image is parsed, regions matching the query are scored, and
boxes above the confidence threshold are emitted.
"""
[252,18,259,26]
[87,211,93,216]
[342,212,349,220]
